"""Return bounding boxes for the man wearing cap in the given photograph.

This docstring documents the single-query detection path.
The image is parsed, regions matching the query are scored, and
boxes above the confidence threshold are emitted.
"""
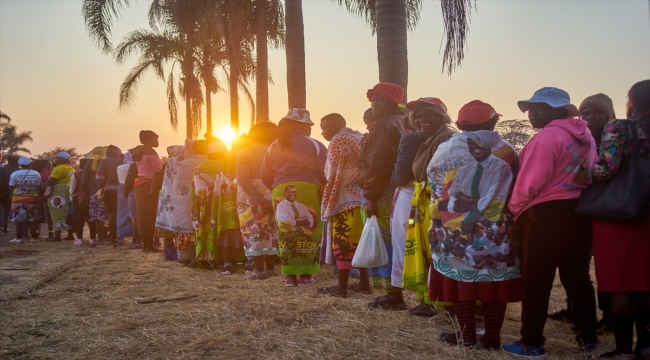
[503,87,599,357]
[7,157,42,243]
[356,82,407,310]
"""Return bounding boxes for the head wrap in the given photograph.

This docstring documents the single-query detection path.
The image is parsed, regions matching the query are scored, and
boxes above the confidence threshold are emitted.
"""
[579,93,616,120]
[464,130,502,149]
[18,157,32,166]
[366,82,404,104]
[139,130,158,145]
[458,100,502,125]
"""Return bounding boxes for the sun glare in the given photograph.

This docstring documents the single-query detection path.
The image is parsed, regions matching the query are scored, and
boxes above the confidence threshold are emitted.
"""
[218,127,236,148]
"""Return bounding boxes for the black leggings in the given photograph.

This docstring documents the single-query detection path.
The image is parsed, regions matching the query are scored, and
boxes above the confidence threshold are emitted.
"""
[608,292,650,355]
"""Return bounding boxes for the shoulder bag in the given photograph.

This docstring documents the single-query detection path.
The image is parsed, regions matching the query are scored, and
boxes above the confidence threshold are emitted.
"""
[576,121,650,223]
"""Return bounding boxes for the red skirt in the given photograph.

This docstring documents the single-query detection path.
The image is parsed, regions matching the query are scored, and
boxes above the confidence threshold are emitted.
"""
[428,269,523,303]
[593,213,650,292]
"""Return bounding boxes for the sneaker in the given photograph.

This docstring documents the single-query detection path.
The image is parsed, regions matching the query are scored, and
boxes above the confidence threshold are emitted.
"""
[244,263,254,275]
[73,239,84,246]
[221,265,233,275]
[30,238,39,242]
[284,275,297,287]
[440,332,476,347]
[297,275,316,286]
[502,341,546,358]
[9,238,22,244]
[89,238,97,247]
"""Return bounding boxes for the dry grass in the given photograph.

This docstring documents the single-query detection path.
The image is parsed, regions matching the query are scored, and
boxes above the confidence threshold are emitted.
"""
[0,239,613,360]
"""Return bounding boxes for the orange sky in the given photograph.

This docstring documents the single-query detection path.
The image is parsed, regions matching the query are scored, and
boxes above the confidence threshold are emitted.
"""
[1,0,649,158]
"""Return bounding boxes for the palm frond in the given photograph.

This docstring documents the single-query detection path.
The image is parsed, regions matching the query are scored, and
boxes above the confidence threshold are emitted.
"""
[148,0,164,29]
[119,58,158,108]
[166,68,179,131]
[440,0,474,75]
[82,0,131,54]
[0,111,10,121]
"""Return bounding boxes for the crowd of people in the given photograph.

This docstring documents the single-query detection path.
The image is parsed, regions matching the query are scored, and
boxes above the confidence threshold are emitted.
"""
[1,79,649,359]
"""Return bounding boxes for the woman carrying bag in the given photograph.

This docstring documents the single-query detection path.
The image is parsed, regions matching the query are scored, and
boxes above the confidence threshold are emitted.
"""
[590,80,650,360]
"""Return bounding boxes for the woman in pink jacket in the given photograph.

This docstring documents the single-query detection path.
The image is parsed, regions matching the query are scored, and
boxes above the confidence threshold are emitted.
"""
[503,87,599,358]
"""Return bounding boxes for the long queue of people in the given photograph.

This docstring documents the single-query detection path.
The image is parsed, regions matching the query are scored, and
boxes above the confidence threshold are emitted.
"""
[1,80,649,359]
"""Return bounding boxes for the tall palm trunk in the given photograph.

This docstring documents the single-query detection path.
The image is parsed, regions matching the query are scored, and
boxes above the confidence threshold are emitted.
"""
[376,0,408,102]
[205,85,212,135]
[229,55,240,134]
[285,0,306,109]
[255,0,269,122]
[185,91,194,139]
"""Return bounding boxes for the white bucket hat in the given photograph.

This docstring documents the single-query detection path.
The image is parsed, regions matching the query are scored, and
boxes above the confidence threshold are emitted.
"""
[282,108,314,125]
[18,157,32,166]
[518,87,580,118]
[57,151,71,159]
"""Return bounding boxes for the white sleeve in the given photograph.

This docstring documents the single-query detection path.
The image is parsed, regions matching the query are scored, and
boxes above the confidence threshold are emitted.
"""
[70,175,77,201]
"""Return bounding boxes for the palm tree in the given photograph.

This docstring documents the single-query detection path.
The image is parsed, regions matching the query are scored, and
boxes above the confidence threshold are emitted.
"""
[0,113,33,156]
[285,0,306,109]
[336,0,474,101]
[254,0,285,122]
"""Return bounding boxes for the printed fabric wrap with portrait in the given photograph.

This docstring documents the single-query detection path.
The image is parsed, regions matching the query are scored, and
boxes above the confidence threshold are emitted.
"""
[49,183,72,231]
[272,181,323,275]
[192,159,221,262]
[237,179,279,257]
[156,141,207,234]
[427,130,521,282]
[213,151,240,234]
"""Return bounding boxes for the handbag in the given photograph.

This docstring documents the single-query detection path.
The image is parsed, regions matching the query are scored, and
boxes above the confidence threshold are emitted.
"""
[576,121,650,223]
[351,215,389,268]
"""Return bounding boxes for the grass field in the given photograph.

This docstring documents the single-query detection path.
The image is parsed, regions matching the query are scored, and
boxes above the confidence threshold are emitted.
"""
[0,237,613,360]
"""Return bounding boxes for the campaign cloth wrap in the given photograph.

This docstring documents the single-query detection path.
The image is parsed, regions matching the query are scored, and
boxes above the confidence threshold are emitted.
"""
[156,140,208,234]
[427,130,520,282]
[212,150,245,261]
[192,158,221,262]
[272,181,323,275]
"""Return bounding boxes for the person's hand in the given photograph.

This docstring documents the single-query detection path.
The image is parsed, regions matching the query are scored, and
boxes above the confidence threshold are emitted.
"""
[192,220,199,230]
[296,219,310,227]
[365,199,378,217]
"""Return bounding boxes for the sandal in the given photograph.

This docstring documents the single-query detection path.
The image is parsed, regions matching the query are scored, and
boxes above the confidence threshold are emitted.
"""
[317,286,347,298]
[408,305,436,317]
[348,283,373,294]
[247,271,268,280]
[367,295,393,310]
[440,332,476,347]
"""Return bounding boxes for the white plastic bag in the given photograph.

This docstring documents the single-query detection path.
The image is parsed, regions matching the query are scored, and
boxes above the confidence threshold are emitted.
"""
[351,215,389,268]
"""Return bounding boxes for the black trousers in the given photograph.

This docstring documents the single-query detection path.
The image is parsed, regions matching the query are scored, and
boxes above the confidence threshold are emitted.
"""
[517,199,597,346]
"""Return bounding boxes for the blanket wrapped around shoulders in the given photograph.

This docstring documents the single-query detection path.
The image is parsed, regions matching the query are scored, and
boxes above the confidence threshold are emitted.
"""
[156,139,208,234]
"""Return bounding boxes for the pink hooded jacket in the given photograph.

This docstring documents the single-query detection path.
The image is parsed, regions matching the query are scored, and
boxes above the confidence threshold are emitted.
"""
[508,118,597,220]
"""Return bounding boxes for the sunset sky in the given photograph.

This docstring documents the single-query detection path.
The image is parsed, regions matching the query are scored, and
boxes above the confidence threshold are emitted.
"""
[1,0,649,157]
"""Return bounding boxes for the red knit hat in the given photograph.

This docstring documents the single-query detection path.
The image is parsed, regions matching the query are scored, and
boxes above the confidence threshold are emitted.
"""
[458,100,501,125]
[366,82,404,104]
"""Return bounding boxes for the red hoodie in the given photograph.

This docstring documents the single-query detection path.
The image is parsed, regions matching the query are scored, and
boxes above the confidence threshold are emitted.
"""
[508,118,597,220]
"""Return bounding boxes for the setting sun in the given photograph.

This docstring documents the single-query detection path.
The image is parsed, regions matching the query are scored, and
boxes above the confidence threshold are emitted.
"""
[218,126,236,147]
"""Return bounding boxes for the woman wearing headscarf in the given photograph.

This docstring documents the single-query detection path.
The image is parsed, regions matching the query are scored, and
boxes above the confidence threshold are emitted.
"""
[396,97,455,316]
[96,145,122,245]
[7,157,42,243]
[592,80,650,360]
[548,93,617,330]
[317,113,367,296]
[156,140,207,260]
[213,135,249,275]
[237,122,280,280]
[357,82,407,310]
[503,88,598,358]
[44,152,75,241]
[427,100,521,348]
[193,140,228,268]
[261,109,327,287]
[115,152,134,246]
[129,130,163,253]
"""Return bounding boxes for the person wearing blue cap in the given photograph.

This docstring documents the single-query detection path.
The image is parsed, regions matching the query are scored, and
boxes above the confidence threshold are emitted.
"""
[503,87,599,358]
[7,157,42,243]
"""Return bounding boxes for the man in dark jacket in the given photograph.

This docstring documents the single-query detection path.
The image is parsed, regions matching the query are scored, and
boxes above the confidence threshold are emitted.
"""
[0,155,20,234]
[357,82,407,311]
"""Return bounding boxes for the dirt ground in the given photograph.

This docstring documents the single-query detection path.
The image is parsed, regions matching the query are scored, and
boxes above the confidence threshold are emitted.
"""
[0,231,614,360]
